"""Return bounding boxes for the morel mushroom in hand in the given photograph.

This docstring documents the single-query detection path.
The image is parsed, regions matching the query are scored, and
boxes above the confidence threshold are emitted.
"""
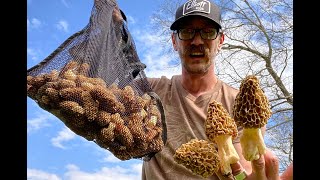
[233,75,272,161]
[174,139,220,178]
[205,100,239,176]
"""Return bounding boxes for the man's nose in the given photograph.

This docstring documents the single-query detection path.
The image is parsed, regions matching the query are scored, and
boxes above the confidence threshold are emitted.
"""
[191,31,204,45]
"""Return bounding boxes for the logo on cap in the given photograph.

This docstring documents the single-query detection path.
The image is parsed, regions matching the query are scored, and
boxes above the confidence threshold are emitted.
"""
[183,0,211,15]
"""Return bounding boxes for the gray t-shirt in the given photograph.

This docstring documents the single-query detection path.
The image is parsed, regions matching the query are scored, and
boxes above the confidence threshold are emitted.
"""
[142,75,241,180]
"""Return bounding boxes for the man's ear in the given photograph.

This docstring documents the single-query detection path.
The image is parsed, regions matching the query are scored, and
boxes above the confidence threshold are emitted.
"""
[171,33,178,51]
[217,32,224,51]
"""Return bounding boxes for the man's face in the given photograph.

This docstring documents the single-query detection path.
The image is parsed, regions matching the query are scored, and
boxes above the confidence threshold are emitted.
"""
[172,16,223,75]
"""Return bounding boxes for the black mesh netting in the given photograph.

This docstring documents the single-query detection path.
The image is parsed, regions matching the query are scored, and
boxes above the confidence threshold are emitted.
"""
[27,0,167,161]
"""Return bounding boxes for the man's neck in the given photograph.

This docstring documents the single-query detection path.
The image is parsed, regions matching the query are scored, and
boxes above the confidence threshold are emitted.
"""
[181,70,218,98]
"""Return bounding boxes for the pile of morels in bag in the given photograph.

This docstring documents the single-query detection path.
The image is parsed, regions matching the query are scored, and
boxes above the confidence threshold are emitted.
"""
[27,60,164,160]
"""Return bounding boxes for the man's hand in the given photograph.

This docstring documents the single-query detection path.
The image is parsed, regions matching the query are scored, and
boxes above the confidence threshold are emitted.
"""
[280,162,293,180]
[249,149,280,179]
[112,6,124,23]
[215,148,292,180]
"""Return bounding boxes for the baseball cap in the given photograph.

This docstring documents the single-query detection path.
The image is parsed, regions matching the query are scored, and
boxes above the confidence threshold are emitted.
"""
[170,0,221,30]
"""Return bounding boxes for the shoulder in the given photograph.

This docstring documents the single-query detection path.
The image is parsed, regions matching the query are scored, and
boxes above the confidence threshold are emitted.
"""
[147,75,180,89]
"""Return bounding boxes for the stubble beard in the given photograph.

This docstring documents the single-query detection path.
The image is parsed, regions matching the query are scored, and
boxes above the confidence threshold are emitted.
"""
[180,48,213,75]
[182,60,211,74]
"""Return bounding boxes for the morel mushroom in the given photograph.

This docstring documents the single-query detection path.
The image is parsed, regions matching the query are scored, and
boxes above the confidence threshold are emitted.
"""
[27,60,165,160]
[205,100,239,176]
[174,139,220,178]
[233,75,272,161]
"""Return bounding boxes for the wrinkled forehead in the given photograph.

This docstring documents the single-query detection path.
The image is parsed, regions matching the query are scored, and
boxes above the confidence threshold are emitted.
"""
[175,16,220,29]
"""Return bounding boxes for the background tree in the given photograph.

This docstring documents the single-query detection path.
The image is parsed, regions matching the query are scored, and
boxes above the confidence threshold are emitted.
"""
[150,0,293,173]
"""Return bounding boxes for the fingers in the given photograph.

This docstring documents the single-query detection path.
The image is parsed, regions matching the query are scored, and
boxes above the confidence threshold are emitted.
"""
[215,165,237,180]
[112,6,123,22]
[250,149,281,180]
[251,152,266,178]
[214,162,246,180]
[264,150,280,180]
[231,162,248,180]
[230,162,245,176]
[217,149,281,180]
[215,168,234,180]
[280,162,293,180]
[214,162,247,180]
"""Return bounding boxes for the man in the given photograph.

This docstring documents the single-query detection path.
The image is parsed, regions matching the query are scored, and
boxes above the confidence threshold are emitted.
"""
[140,0,290,179]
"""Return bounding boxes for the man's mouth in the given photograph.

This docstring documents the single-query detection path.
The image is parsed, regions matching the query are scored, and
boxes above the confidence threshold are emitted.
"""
[190,52,204,57]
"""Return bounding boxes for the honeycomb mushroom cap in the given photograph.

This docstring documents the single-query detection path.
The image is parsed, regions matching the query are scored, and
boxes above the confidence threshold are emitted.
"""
[27,60,165,161]
[205,100,238,142]
[174,139,220,178]
[233,75,272,128]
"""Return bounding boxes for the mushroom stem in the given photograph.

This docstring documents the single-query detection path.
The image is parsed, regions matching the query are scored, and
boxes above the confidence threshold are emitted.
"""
[214,134,239,175]
[240,128,266,161]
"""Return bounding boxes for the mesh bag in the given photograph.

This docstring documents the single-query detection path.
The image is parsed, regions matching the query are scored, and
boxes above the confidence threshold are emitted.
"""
[27,0,167,161]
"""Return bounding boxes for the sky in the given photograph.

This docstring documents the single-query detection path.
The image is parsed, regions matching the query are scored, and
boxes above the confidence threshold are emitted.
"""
[27,0,181,179]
